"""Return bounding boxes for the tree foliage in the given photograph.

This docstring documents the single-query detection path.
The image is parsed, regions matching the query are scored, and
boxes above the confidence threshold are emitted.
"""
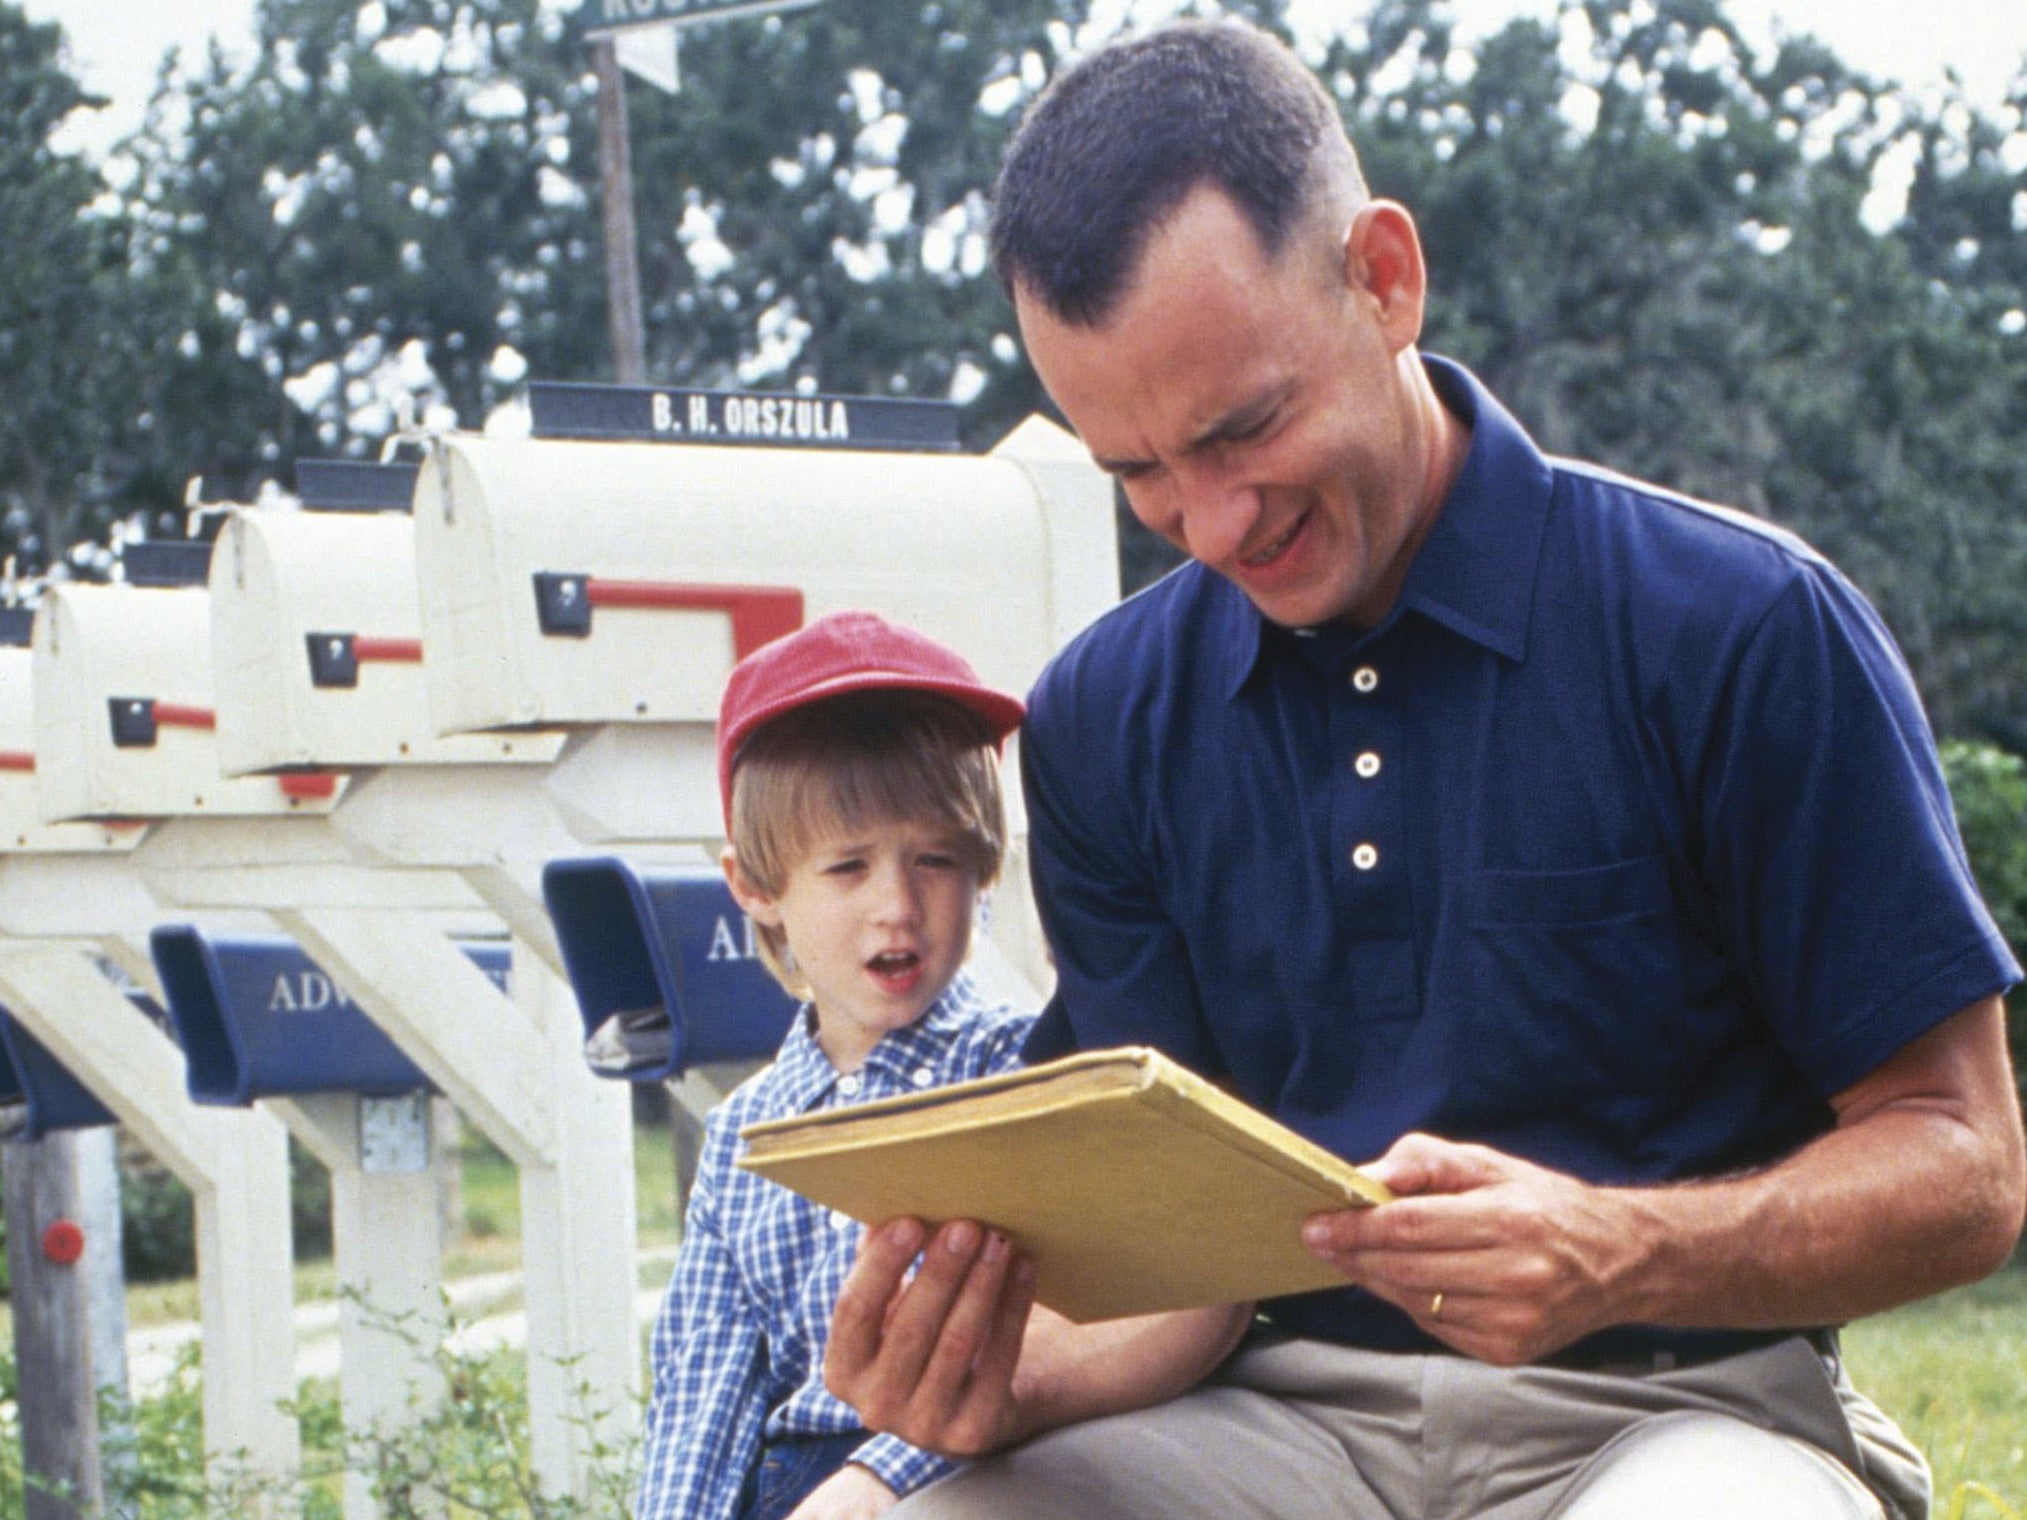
[110,0,608,512]
[1323,0,2027,744]
[612,0,1284,451]
[1938,741,2027,1114]
[5,0,2027,741]
[0,2,121,566]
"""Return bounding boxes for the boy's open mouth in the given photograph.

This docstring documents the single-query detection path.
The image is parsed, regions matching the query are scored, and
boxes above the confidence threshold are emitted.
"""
[867,949,922,991]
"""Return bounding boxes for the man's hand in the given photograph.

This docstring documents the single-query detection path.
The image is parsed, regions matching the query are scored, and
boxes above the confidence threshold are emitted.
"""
[826,1216,1256,1457]
[783,1463,897,1520]
[1301,1134,1652,1366]
[1301,996,2027,1365]
[825,1217,1037,1458]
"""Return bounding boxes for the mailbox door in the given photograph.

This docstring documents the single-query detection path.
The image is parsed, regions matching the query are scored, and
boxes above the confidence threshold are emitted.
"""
[0,1008,118,1139]
[544,857,797,1081]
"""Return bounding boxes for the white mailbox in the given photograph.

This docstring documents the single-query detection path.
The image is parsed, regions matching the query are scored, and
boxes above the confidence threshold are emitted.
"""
[411,414,1116,734]
[0,640,141,855]
[34,583,344,821]
[210,508,565,775]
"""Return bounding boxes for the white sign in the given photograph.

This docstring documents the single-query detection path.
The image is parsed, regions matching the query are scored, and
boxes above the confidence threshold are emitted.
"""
[578,0,820,40]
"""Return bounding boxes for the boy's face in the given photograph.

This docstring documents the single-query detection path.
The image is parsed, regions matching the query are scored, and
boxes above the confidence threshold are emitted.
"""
[727,814,981,1072]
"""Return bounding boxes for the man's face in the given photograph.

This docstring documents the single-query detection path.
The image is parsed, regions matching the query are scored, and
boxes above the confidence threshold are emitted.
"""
[1015,185,1433,630]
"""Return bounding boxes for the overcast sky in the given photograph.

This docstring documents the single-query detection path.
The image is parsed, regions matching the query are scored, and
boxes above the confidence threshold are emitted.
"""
[21,0,2027,158]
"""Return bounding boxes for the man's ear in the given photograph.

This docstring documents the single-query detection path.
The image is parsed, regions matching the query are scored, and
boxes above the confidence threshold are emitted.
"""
[721,846,784,927]
[1342,200,1428,353]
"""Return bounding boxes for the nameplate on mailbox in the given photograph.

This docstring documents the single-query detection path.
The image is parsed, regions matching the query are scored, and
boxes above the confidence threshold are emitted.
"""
[528,382,962,453]
[296,460,420,513]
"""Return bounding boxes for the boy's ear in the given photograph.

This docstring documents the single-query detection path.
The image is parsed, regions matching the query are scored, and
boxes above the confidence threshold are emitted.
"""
[721,846,784,927]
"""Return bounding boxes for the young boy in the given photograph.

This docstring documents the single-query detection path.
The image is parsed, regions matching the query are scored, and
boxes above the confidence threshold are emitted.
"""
[634,610,1034,1520]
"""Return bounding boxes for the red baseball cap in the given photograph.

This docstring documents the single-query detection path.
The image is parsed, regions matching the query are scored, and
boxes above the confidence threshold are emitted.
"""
[717,610,1026,829]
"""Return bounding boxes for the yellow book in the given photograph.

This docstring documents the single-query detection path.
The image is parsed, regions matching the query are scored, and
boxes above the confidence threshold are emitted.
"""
[738,1045,1390,1323]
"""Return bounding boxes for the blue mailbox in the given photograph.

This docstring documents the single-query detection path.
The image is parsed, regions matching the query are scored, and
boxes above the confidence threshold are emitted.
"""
[0,1007,117,1140]
[151,927,511,1105]
[543,857,798,1082]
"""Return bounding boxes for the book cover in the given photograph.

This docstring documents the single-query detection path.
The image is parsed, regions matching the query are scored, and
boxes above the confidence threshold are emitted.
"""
[738,1045,1389,1323]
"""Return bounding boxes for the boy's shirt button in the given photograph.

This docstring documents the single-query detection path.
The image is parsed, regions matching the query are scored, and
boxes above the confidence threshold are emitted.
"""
[837,1073,863,1097]
[911,1067,936,1088]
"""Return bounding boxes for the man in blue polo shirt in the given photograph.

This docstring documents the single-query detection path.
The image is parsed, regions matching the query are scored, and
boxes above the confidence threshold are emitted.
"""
[824,20,2026,1520]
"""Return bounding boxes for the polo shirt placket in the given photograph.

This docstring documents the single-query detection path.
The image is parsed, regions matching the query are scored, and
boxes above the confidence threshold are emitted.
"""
[1304,634,1418,1028]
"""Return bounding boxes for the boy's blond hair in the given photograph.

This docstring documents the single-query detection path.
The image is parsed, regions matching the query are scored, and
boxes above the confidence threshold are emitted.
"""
[727,689,1007,999]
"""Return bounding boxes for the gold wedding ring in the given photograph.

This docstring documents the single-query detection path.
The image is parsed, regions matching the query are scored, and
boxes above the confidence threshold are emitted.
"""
[1430,1291,1445,1320]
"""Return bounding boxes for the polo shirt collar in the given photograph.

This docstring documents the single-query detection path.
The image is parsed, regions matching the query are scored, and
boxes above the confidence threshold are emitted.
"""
[1215,354,1554,699]
[1395,356,1550,664]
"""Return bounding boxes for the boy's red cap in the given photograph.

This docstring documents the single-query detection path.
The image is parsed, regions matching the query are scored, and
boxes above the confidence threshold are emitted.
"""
[716,610,1026,828]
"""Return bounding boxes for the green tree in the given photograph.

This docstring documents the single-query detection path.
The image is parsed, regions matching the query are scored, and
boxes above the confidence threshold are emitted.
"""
[109,0,1296,575]
[53,0,2027,715]
[1939,741,2027,1118]
[112,0,608,511]
[616,0,1286,454]
[0,3,123,569]
[1321,0,2027,744]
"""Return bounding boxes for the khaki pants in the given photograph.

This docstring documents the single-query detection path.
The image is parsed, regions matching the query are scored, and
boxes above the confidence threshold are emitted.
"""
[894,1332,1930,1520]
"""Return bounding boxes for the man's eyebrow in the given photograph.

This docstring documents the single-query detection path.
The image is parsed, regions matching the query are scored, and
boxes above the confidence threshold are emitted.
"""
[1189,388,1287,450]
[1091,448,1155,475]
[1087,386,1292,475]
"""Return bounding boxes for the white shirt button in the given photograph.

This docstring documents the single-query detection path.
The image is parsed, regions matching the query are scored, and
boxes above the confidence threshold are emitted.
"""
[837,1073,862,1097]
[911,1067,935,1089]
[1354,751,1382,779]
[1352,842,1380,871]
[1351,665,1380,694]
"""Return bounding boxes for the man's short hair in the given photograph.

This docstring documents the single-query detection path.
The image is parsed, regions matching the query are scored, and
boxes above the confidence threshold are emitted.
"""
[991,19,1364,324]
[727,689,1007,998]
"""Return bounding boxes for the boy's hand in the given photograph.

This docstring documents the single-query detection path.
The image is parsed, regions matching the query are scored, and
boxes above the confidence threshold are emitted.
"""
[784,1462,897,1520]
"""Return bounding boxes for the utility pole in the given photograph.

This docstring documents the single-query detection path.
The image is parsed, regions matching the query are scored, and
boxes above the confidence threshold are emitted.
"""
[592,35,647,386]
[576,0,823,387]
[3,1132,110,1520]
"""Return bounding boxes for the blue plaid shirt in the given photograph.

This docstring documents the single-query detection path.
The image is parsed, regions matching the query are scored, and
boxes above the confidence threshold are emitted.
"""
[635,975,1034,1520]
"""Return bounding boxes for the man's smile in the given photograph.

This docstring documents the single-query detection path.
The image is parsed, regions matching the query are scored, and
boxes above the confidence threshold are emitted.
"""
[1239,511,1308,571]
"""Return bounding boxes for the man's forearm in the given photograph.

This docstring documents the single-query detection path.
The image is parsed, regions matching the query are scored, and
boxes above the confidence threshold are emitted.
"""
[1612,997,2026,1330]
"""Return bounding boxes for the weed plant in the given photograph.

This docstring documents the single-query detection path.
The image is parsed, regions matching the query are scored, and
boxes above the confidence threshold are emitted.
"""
[6,1300,638,1519]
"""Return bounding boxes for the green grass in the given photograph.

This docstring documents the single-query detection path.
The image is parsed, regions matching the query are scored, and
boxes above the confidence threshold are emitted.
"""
[457,1119,685,1259]
[1844,1263,2027,1514]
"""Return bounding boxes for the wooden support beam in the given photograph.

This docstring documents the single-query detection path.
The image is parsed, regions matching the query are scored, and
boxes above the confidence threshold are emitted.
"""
[0,944,300,1505]
[272,1094,448,1520]
[272,908,554,1169]
[509,949,640,1500]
